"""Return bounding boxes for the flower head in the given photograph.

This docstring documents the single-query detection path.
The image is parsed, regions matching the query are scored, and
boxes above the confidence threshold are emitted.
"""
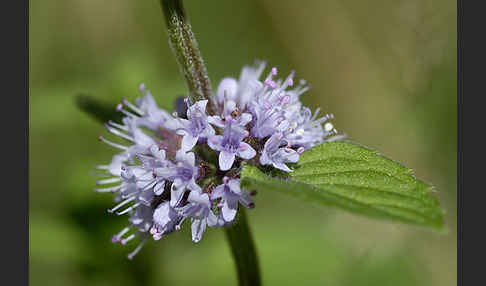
[93,65,341,258]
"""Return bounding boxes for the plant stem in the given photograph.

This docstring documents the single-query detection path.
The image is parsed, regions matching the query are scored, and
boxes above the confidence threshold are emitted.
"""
[159,2,261,284]
[225,208,262,286]
[159,0,217,115]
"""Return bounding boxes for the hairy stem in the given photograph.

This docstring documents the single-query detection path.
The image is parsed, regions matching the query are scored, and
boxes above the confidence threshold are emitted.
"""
[159,0,217,115]
[225,208,262,286]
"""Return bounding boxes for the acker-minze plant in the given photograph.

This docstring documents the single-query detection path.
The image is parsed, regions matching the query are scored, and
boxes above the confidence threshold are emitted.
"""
[79,1,444,285]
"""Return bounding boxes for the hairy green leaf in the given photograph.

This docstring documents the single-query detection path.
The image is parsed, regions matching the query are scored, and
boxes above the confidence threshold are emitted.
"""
[241,141,444,230]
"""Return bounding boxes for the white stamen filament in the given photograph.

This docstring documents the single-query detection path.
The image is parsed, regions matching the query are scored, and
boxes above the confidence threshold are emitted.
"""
[94,164,109,170]
[108,196,136,213]
[127,239,147,260]
[108,120,129,131]
[97,177,121,185]
[99,136,128,150]
[118,108,139,119]
[121,234,135,245]
[112,227,130,242]
[122,99,145,116]
[94,185,121,193]
[105,124,135,142]
[116,202,141,215]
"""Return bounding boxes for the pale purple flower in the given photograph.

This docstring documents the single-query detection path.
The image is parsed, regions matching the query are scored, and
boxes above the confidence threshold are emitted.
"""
[286,107,337,150]
[180,191,218,243]
[113,84,172,131]
[94,152,128,178]
[136,145,171,196]
[208,112,252,131]
[132,86,172,130]
[150,201,181,240]
[260,132,300,172]
[166,100,215,151]
[100,117,157,159]
[208,118,256,171]
[207,99,252,129]
[155,150,201,207]
[211,177,254,222]
[102,165,156,216]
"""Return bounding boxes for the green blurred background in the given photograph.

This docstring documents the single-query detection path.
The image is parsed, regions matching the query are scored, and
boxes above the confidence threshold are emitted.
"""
[29,0,456,285]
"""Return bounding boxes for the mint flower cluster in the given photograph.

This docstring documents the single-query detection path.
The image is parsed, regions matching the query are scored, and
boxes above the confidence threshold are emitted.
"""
[94,62,339,259]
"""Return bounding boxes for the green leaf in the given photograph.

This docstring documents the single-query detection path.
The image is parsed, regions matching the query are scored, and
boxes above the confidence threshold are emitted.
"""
[241,141,444,230]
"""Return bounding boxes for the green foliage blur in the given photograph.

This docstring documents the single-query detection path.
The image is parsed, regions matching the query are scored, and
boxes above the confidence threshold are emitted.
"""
[30,0,456,285]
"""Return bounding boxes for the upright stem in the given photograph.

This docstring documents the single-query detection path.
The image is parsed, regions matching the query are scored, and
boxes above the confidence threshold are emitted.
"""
[159,3,261,285]
[225,208,262,286]
[159,0,217,115]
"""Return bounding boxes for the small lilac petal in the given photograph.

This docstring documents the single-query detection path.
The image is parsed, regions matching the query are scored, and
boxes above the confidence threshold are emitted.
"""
[286,150,300,163]
[207,211,218,227]
[192,100,208,114]
[227,179,241,194]
[259,151,271,165]
[187,180,202,193]
[208,136,223,151]
[222,200,238,222]
[211,185,226,200]
[237,143,256,159]
[181,134,198,151]
[188,191,210,206]
[170,179,185,206]
[154,182,165,195]
[239,113,252,126]
[191,218,206,243]
[201,124,216,137]
[219,151,236,171]
[217,78,238,103]
[273,162,292,172]
[208,116,225,128]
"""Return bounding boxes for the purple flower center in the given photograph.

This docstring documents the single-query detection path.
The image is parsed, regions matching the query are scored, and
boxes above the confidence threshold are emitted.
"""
[176,165,194,181]
[221,124,243,153]
[189,113,206,136]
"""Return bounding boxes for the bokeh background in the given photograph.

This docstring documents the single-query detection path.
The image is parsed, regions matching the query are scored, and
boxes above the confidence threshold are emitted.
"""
[30,0,456,285]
